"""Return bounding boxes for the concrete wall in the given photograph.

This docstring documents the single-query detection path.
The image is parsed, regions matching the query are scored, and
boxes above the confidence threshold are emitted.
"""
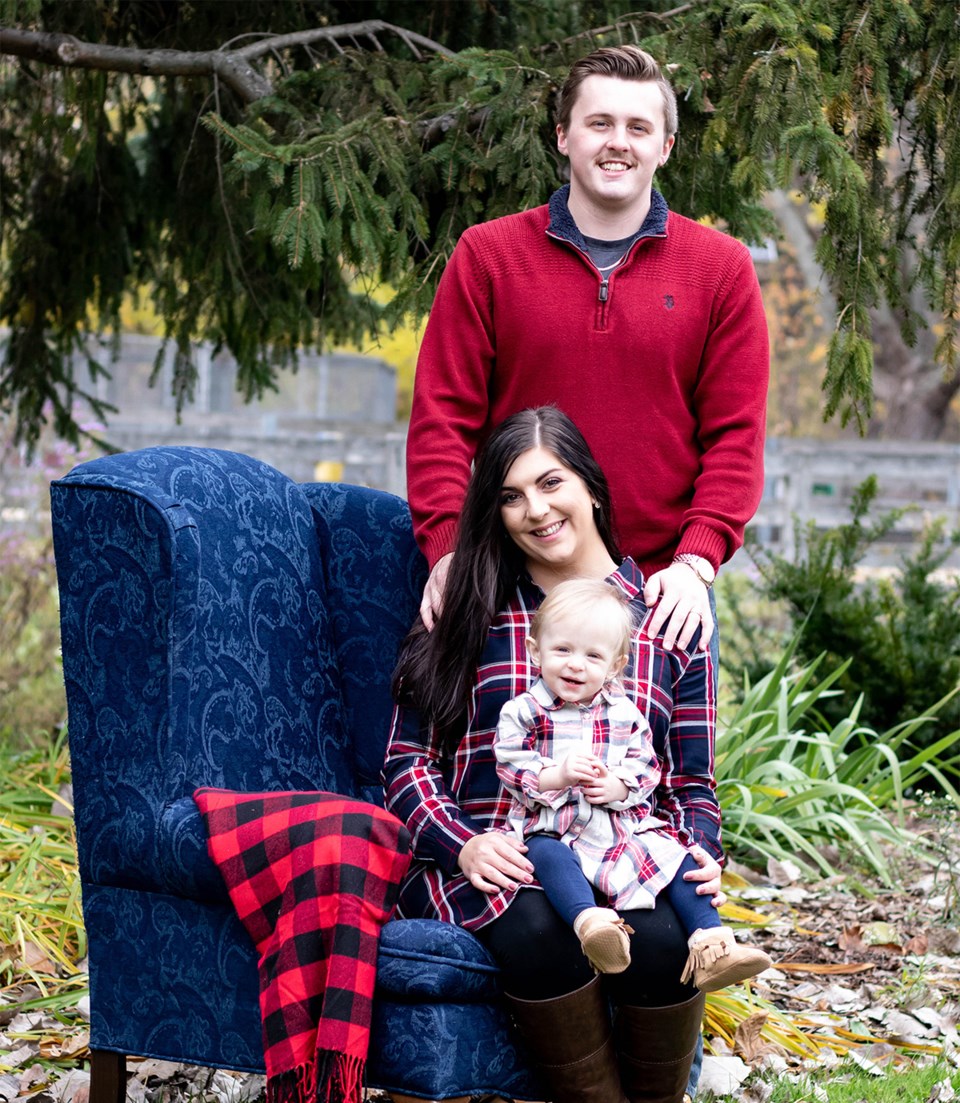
[742,437,960,569]
[6,335,960,567]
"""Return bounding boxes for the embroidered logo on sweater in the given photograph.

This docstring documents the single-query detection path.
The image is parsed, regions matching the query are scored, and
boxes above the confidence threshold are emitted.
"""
[664,295,675,310]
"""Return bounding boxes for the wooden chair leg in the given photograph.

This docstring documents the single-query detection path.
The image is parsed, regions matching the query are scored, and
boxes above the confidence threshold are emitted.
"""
[89,1049,126,1103]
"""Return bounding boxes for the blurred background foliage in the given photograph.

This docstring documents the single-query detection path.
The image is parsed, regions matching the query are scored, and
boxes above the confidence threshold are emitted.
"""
[1,0,958,448]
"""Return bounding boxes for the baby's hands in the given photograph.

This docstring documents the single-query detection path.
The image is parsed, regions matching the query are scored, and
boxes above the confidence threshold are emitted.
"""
[559,751,604,787]
[582,764,629,805]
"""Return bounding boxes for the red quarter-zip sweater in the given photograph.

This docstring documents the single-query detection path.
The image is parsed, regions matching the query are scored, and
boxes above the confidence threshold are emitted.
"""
[407,187,769,577]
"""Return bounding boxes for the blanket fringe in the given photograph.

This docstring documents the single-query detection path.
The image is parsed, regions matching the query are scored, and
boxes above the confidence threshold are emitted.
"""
[267,1052,365,1103]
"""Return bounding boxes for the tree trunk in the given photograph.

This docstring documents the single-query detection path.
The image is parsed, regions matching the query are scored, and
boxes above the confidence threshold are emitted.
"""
[767,190,957,441]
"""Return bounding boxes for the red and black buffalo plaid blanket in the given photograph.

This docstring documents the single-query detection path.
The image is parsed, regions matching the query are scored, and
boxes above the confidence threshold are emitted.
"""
[194,789,411,1103]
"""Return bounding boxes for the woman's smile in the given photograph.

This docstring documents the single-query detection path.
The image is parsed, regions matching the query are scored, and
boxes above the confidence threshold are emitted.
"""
[531,519,565,538]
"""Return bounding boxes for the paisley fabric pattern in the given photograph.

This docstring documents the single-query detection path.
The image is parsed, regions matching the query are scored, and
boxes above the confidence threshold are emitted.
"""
[372,1000,538,1101]
[51,447,538,1101]
[301,483,428,806]
[375,918,501,1000]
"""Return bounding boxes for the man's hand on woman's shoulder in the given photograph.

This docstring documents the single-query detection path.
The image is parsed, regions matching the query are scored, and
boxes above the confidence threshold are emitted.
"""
[642,562,714,652]
[420,553,454,630]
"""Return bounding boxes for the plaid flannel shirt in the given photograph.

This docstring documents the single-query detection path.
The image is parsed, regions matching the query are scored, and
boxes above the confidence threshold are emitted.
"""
[382,558,719,931]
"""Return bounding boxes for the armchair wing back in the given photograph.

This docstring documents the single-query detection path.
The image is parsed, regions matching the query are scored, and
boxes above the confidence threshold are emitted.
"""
[51,447,537,1103]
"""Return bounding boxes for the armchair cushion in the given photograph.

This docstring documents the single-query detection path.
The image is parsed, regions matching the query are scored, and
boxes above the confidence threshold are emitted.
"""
[157,797,229,901]
[376,919,501,1001]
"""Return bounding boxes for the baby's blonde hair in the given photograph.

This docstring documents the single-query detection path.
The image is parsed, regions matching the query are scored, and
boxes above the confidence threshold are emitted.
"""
[530,578,635,661]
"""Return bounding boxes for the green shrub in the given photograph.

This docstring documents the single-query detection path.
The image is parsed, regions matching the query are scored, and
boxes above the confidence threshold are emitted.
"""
[0,538,65,743]
[0,408,101,746]
[723,476,960,757]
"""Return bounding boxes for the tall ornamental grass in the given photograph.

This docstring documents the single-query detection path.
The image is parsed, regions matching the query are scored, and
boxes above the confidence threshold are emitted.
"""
[716,638,960,882]
[0,730,87,1012]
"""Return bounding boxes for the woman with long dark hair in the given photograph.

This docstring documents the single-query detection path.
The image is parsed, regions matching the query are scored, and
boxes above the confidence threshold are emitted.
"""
[385,407,725,1103]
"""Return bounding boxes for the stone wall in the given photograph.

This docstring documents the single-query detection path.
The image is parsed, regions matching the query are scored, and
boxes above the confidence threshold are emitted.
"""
[742,437,960,569]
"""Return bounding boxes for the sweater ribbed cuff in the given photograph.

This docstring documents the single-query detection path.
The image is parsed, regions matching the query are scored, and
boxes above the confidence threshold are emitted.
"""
[675,524,728,572]
[423,525,458,572]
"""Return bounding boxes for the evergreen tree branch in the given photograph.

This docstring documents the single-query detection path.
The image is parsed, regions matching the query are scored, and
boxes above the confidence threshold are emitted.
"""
[0,26,272,102]
[0,20,452,105]
[537,2,707,49]
[228,22,454,63]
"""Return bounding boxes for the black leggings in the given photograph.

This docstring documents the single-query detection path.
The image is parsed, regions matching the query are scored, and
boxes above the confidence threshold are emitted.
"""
[476,887,693,1005]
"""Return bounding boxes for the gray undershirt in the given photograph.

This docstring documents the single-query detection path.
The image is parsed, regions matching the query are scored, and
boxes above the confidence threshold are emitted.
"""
[582,231,643,274]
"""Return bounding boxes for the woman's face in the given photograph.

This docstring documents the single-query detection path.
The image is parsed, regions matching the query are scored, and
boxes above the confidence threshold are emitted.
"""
[499,446,612,583]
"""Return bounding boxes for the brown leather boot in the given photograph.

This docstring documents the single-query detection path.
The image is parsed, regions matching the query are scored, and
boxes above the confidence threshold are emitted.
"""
[613,990,705,1103]
[504,976,628,1103]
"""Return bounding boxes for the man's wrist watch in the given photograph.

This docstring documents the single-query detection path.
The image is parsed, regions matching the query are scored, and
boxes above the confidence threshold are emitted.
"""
[672,553,716,589]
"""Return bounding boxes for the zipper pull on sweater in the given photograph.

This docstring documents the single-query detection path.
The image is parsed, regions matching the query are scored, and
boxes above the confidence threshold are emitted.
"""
[599,278,609,303]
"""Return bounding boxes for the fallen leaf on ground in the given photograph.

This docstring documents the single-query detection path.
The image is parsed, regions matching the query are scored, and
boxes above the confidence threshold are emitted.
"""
[859,921,902,949]
[39,1032,89,1059]
[839,924,866,952]
[733,1011,786,1062]
[15,942,58,976]
[19,1065,50,1093]
[767,857,802,886]
[775,961,875,975]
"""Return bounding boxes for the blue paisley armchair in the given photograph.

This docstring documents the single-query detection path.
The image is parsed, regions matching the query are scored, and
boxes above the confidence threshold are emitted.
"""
[51,447,539,1103]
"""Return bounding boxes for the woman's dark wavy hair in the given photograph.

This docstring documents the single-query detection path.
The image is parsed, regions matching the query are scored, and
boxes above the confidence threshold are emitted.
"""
[392,406,621,743]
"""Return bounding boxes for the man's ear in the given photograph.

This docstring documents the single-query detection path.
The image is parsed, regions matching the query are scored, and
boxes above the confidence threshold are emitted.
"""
[658,133,676,168]
[556,123,568,157]
[525,636,541,667]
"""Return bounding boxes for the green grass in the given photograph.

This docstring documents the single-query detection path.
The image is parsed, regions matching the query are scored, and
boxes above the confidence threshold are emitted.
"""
[0,728,86,997]
[728,1059,960,1102]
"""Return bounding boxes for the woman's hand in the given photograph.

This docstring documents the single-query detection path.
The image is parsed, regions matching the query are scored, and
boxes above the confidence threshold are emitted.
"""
[682,845,726,908]
[643,562,714,652]
[457,832,535,894]
[420,553,454,630]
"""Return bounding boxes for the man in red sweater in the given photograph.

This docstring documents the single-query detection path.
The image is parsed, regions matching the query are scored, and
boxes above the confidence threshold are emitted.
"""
[407,45,769,653]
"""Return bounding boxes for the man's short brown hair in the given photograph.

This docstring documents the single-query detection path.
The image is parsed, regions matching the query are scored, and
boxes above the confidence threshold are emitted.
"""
[556,45,679,138]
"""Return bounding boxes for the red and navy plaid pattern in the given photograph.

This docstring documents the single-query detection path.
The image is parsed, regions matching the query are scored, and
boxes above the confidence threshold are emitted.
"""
[383,558,718,931]
[193,789,411,1103]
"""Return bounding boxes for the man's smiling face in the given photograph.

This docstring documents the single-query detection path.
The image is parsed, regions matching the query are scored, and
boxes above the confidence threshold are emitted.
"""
[557,75,674,228]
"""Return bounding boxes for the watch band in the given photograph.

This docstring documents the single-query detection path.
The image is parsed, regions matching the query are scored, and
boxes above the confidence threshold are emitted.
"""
[672,553,715,589]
